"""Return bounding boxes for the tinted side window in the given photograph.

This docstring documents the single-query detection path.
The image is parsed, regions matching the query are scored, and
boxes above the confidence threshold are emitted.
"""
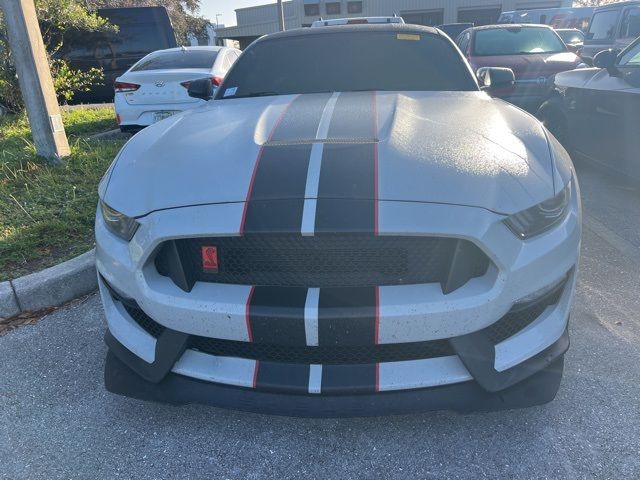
[620,7,640,39]
[132,50,219,71]
[587,10,619,41]
[619,41,640,66]
[100,9,176,56]
[218,31,477,99]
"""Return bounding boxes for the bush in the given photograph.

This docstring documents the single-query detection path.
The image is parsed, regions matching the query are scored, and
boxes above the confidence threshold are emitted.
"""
[0,0,113,112]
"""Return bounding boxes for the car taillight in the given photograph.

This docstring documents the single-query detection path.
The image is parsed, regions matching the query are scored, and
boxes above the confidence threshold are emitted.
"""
[181,76,224,89]
[114,81,140,93]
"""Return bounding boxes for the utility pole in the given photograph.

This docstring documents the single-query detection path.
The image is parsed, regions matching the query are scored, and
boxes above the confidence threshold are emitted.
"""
[277,0,285,31]
[0,0,70,163]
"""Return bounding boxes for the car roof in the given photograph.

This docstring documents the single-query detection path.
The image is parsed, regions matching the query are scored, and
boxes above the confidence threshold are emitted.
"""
[254,23,441,44]
[469,23,553,32]
[152,46,226,53]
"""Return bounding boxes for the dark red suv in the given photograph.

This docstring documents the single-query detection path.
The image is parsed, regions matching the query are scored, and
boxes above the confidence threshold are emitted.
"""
[456,24,584,112]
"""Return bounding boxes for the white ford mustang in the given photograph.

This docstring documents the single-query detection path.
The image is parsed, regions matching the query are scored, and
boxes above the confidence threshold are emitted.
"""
[96,24,581,416]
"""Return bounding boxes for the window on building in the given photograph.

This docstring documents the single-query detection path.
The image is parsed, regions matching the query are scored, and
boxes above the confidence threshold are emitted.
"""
[326,2,341,15]
[304,0,320,17]
[347,1,363,14]
[401,10,444,27]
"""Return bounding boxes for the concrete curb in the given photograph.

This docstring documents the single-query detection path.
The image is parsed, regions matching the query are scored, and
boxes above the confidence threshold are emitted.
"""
[88,128,126,141]
[0,250,97,319]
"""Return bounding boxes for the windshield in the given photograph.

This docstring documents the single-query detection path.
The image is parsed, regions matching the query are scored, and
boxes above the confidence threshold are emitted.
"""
[557,30,584,44]
[217,31,477,99]
[473,27,567,56]
[132,50,219,71]
[619,41,640,66]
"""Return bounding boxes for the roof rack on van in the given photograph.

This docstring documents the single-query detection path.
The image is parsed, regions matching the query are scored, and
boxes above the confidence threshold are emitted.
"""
[311,16,405,28]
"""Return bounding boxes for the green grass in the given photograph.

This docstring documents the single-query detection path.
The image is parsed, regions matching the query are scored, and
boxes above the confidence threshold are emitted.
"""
[0,107,125,281]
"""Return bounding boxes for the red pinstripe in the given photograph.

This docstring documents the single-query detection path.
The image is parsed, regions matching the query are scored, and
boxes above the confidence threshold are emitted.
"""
[245,286,255,343]
[375,285,380,392]
[252,360,260,389]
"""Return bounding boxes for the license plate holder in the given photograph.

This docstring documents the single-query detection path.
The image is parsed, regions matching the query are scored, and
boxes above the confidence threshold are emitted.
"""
[153,111,174,122]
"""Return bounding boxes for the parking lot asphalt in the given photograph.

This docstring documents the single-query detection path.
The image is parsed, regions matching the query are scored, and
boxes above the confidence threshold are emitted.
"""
[1,159,639,480]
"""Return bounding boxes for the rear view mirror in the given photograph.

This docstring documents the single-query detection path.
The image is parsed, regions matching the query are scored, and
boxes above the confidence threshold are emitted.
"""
[187,77,214,100]
[594,49,620,76]
[477,67,515,91]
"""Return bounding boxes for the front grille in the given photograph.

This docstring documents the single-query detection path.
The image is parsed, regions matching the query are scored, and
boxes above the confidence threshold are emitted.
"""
[188,337,455,365]
[155,234,490,292]
[124,304,166,338]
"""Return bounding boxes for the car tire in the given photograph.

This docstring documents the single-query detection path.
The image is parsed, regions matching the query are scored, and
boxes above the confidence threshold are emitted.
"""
[538,98,570,149]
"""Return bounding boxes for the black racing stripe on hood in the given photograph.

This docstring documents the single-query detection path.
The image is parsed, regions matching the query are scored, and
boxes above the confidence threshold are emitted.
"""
[270,92,333,142]
[314,143,376,233]
[242,94,333,234]
[318,287,377,346]
[315,91,378,234]
[248,286,308,346]
[243,145,312,233]
[327,91,379,141]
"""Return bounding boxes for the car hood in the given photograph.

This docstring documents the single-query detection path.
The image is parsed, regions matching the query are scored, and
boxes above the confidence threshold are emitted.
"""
[103,91,556,218]
[470,52,582,78]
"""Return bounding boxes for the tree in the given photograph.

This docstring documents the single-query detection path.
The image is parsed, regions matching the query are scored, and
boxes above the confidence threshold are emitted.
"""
[0,0,111,111]
[86,0,208,45]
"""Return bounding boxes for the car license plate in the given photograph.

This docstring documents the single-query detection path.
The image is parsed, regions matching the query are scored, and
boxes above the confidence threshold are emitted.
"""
[153,111,174,122]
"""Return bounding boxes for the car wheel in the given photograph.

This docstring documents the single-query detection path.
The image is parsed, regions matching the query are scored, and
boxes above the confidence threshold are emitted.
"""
[538,98,570,149]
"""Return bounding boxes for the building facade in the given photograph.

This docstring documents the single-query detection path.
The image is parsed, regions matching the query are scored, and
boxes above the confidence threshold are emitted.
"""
[217,0,572,48]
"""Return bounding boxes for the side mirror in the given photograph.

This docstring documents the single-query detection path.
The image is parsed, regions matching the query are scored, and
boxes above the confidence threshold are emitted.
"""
[594,49,620,76]
[566,44,579,53]
[187,77,214,100]
[477,67,515,91]
[581,55,594,67]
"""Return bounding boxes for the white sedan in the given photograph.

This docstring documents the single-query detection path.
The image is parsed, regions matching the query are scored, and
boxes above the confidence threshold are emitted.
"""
[113,46,241,133]
[97,24,581,416]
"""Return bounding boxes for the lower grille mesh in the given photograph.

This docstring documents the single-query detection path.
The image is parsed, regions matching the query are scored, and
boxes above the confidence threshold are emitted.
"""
[188,337,455,365]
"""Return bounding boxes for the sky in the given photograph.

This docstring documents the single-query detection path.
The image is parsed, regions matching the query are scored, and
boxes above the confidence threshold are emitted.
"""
[200,0,272,27]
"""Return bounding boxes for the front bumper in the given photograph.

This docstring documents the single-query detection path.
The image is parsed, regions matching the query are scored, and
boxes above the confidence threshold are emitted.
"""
[96,194,581,415]
[105,333,567,417]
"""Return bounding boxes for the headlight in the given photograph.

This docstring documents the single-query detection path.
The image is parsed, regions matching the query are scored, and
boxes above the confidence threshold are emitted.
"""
[100,200,139,241]
[504,181,571,239]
